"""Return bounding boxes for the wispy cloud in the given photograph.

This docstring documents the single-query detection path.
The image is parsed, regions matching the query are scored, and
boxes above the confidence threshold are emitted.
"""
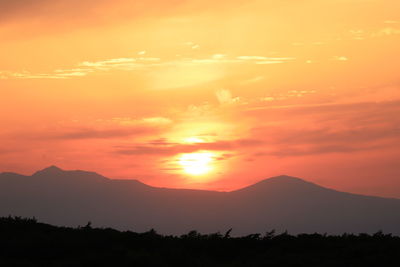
[236,56,295,65]
[115,138,263,156]
[0,54,295,80]
[0,69,91,79]
[0,56,161,79]
[9,116,173,140]
[215,89,240,105]
[372,27,400,37]
[240,76,265,85]
[348,27,400,40]
[79,57,161,71]
[246,100,400,157]
[332,56,349,61]
[384,20,400,24]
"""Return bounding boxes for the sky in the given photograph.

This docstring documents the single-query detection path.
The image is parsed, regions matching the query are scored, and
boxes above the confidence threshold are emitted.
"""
[0,0,399,197]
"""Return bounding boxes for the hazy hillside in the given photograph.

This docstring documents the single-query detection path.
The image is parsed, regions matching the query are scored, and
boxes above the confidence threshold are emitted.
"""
[1,166,400,235]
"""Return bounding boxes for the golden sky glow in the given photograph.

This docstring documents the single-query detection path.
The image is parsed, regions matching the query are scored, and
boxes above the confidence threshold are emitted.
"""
[0,0,400,197]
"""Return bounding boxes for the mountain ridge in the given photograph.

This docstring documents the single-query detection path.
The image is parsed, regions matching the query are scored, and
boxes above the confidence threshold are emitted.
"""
[16,166,399,200]
[0,166,363,195]
[1,166,400,235]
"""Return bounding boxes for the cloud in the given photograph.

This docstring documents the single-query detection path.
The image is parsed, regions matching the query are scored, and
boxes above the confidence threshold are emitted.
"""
[384,20,400,24]
[115,138,264,156]
[237,56,269,60]
[256,143,388,157]
[1,53,295,80]
[215,89,240,105]
[1,43,300,81]
[140,117,173,125]
[332,56,349,61]
[349,27,400,40]
[240,76,265,85]
[185,55,295,66]
[0,148,12,155]
[80,58,136,68]
[0,56,161,79]
[212,54,226,59]
[248,100,400,157]
[2,69,92,79]
[237,56,295,65]
[246,97,400,115]
[374,27,400,36]
[274,126,399,148]
[13,116,173,140]
[0,70,90,80]
[49,128,153,140]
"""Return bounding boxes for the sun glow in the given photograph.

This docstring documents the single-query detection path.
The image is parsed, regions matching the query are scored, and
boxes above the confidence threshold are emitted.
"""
[182,137,205,144]
[178,152,214,176]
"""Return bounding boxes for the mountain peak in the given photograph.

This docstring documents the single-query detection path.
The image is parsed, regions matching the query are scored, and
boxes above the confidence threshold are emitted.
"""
[265,175,307,183]
[32,165,64,176]
[233,175,322,194]
[31,166,111,183]
[251,175,309,185]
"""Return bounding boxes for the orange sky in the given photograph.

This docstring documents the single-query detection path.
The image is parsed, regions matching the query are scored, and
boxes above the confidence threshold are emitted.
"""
[1,0,400,197]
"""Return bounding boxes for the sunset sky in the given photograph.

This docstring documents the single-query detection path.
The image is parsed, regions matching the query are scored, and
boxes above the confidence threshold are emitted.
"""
[1,0,399,197]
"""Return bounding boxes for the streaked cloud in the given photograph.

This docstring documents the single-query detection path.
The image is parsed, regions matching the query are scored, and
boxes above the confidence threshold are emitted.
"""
[0,69,91,79]
[7,116,174,140]
[237,56,295,65]
[114,138,263,156]
[247,100,400,157]
[332,56,349,61]
[348,27,400,40]
[0,54,294,80]
[372,27,400,37]
[240,76,265,85]
[384,20,400,24]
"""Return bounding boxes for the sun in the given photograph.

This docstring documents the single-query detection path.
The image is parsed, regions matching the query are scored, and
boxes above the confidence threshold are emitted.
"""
[178,152,214,176]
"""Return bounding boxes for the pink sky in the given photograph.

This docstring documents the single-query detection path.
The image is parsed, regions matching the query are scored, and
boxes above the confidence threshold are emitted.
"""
[1,0,400,197]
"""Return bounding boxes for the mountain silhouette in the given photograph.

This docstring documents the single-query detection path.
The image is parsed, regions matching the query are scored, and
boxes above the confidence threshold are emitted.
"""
[1,166,400,235]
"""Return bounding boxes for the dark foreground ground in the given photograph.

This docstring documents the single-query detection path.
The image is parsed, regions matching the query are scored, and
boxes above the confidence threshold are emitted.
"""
[1,217,400,266]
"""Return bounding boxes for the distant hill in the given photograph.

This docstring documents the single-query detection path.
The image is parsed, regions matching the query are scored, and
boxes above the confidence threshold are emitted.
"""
[1,166,400,235]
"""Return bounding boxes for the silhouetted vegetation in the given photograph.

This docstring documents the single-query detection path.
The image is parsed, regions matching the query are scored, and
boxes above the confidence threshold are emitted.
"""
[1,217,399,266]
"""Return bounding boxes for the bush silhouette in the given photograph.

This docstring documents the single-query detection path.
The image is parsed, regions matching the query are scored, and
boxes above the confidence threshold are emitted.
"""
[0,216,399,266]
